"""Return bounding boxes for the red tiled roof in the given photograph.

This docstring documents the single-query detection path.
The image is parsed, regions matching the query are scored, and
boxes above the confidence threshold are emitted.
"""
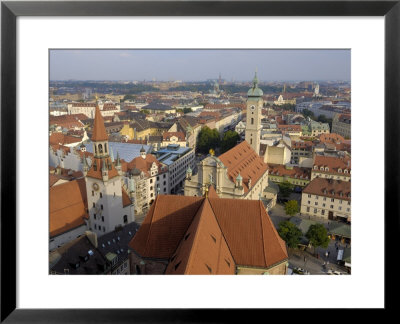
[86,157,119,180]
[291,141,314,150]
[129,194,288,273]
[129,195,205,259]
[218,141,268,193]
[49,173,63,187]
[49,178,88,237]
[268,164,311,179]
[91,105,108,141]
[303,177,351,200]
[313,155,351,175]
[49,133,82,146]
[127,154,164,177]
[71,103,96,107]
[277,124,301,131]
[165,198,235,275]
[162,132,185,142]
[49,115,85,129]
[122,187,132,207]
[50,143,71,155]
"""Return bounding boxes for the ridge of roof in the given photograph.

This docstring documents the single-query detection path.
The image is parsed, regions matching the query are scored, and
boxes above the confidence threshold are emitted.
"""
[259,200,288,266]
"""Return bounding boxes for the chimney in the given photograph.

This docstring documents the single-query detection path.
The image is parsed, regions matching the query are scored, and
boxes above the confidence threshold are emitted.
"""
[85,231,98,248]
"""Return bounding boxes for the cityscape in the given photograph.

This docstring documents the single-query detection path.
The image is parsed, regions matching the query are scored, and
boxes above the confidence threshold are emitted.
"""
[49,49,351,275]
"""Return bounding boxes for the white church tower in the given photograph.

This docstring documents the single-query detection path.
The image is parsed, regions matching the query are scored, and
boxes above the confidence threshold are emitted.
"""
[245,71,263,155]
[84,100,134,237]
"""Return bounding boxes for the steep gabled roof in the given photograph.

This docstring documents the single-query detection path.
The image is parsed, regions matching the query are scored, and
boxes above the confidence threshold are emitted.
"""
[208,198,288,268]
[129,195,205,259]
[49,178,88,237]
[165,198,235,275]
[91,105,108,142]
[129,194,288,273]
[218,141,268,193]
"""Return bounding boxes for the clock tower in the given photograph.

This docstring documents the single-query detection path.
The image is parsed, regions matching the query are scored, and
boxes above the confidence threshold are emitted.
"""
[85,101,134,237]
[245,71,263,155]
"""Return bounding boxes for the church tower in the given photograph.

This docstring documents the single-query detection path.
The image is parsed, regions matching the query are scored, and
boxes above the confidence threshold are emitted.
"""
[245,71,263,155]
[85,101,134,237]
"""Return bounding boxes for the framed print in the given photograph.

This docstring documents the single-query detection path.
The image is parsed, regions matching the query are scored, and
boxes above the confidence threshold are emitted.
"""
[1,0,398,322]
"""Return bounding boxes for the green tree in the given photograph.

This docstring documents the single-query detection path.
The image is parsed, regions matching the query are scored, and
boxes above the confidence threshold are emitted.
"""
[284,200,300,216]
[278,181,293,199]
[141,109,150,115]
[220,130,240,153]
[302,109,315,119]
[197,126,220,154]
[317,114,329,123]
[123,94,136,101]
[183,107,193,114]
[280,103,296,112]
[278,221,303,248]
[306,224,330,253]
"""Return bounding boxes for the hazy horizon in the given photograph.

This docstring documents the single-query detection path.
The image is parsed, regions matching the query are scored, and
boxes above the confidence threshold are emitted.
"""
[50,49,351,82]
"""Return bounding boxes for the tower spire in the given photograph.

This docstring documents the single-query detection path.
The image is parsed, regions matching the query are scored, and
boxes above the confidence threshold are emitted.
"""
[92,101,108,142]
[253,69,259,88]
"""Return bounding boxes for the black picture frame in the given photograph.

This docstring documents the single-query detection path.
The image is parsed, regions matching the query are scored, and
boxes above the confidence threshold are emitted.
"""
[1,0,398,322]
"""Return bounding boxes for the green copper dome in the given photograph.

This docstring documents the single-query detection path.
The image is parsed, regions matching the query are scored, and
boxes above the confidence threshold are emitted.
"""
[247,71,263,97]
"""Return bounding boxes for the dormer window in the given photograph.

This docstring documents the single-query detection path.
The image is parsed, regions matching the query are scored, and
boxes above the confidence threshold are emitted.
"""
[314,165,318,170]
[325,167,329,171]
[338,168,342,173]
[320,166,324,171]
[331,190,335,195]
[344,169,348,174]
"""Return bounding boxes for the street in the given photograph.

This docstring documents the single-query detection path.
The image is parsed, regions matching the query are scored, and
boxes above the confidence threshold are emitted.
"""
[268,201,350,275]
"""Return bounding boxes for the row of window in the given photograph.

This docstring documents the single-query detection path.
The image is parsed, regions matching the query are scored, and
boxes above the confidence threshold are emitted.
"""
[313,166,349,174]
[94,224,106,232]
[307,194,351,205]
[307,200,350,212]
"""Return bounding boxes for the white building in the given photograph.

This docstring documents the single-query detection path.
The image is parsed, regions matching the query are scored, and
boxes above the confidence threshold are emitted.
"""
[68,101,121,118]
[300,178,351,223]
[126,147,169,214]
[83,103,134,238]
[153,144,195,194]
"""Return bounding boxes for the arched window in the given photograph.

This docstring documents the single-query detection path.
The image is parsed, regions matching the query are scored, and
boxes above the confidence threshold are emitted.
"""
[98,144,103,154]
[104,143,108,153]
[94,145,97,154]
[251,118,254,125]
[250,138,253,145]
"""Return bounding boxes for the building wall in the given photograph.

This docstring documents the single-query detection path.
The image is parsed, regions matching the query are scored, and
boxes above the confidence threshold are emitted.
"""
[245,97,263,155]
[291,149,313,164]
[300,192,351,221]
[311,170,351,182]
[111,258,130,275]
[168,149,195,193]
[269,174,310,187]
[86,175,134,237]
[184,155,269,200]
[332,121,351,139]
[49,224,87,251]
[264,145,291,165]
[236,261,288,275]
[129,251,168,274]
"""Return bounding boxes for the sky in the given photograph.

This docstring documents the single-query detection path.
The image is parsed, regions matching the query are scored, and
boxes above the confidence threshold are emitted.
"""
[50,49,350,82]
